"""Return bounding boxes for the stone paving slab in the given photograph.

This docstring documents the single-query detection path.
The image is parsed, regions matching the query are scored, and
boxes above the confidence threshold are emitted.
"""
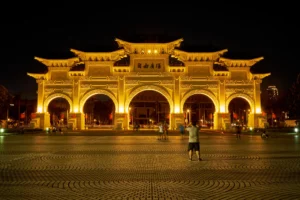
[0,133,299,199]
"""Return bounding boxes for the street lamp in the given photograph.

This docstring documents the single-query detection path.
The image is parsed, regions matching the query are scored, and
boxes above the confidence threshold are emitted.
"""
[6,103,14,128]
[246,109,250,126]
[186,109,191,124]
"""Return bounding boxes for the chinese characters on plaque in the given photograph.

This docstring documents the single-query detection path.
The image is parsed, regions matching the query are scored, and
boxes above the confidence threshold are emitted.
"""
[135,61,164,72]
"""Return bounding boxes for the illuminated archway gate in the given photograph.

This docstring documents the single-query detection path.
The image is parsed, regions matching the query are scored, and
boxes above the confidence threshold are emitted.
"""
[28,38,270,130]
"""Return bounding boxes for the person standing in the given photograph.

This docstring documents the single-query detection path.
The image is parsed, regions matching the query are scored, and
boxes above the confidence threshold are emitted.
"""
[179,124,185,139]
[163,121,169,140]
[186,121,202,161]
[158,123,164,140]
[236,125,242,139]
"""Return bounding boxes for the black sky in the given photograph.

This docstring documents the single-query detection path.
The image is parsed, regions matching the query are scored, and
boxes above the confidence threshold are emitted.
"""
[0,2,298,99]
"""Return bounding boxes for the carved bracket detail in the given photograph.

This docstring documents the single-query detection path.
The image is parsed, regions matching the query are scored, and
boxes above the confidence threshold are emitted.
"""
[45,80,73,84]
[225,80,254,84]
[45,88,73,93]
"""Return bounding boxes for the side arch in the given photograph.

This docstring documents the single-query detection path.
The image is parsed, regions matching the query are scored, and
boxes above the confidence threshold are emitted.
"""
[44,93,73,112]
[181,89,219,112]
[79,89,118,113]
[226,93,254,113]
[124,85,173,113]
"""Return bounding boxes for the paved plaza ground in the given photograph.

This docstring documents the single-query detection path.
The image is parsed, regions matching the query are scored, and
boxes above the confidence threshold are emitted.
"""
[0,131,299,200]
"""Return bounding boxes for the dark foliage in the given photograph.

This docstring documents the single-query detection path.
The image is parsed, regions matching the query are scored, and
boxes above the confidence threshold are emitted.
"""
[0,85,13,120]
[287,74,300,118]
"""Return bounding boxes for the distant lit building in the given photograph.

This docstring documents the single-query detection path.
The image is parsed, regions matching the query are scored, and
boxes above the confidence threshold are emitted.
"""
[267,86,278,100]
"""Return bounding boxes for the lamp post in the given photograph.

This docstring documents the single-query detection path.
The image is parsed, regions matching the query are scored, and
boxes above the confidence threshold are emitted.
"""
[186,109,190,124]
[156,101,159,124]
[246,109,250,127]
[6,103,14,128]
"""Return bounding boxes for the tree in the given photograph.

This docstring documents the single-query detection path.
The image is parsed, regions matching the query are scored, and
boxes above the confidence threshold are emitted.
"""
[0,85,12,120]
[287,74,300,118]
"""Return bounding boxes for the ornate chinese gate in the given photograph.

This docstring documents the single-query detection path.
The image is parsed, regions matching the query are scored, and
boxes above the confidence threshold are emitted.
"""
[28,38,269,130]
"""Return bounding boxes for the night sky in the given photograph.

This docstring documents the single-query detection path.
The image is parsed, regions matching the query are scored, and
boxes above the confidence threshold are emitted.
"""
[0,2,298,99]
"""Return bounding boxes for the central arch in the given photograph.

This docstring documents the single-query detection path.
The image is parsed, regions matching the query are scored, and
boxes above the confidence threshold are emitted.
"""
[44,93,73,112]
[80,89,118,113]
[125,85,174,113]
[181,89,219,113]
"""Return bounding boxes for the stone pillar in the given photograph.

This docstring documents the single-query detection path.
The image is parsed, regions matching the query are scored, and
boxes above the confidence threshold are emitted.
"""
[118,76,125,111]
[123,117,129,130]
[171,113,184,130]
[68,113,85,130]
[36,80,45,112]
[214,112,230,130]
[215,80,227,131]
[251,113,267,128]
[172,76,181,130]
[68,113,77,130]
[117,76,127,129]
[254,79,262,113]
[34,112,50,129]
[248,113,255,128]
[77,113,85,130]
[214,112,222,130]
[114,113,126,130]
[219,80,226,113]
[30,116,40,129]
[72,78,80,113]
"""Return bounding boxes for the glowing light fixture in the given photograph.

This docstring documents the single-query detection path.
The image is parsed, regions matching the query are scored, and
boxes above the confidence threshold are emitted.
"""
[37,106,42,113]
[220,105,225,113]
[256,107,261,114]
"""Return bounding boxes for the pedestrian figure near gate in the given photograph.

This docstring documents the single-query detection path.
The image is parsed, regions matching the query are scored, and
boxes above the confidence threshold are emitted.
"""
[163,121,169,140]
[158,123,164,140]
[261,129,269,139]
[133,122,140,132]
[179,124,185,139]
[236,125,242,139]
[186,121,202,161]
